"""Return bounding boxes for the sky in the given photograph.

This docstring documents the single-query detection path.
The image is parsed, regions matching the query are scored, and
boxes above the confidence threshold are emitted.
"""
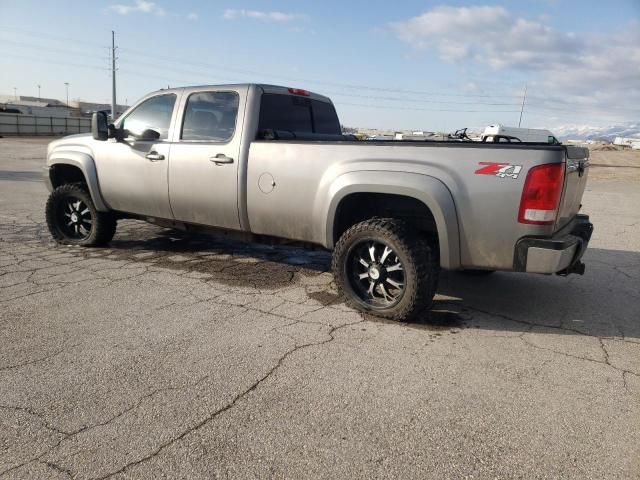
[1,0,639,132]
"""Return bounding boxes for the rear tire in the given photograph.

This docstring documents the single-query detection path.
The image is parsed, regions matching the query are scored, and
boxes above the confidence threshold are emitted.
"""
[332,218,438,321]
[46,184,116,246]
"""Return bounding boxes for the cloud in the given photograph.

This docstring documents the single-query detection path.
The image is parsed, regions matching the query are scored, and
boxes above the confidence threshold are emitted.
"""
[107,1,201,20]
[390,6,640,122]
[223,9,306,23]
[108,0,165,16]
[391,6,581,68]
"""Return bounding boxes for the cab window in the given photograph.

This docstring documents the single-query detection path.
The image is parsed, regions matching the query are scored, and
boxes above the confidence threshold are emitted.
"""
[312,100,341,134]
[181,91,239,142]
[121,94,176,140]
[258,94,312,133]
[258,94,341,135]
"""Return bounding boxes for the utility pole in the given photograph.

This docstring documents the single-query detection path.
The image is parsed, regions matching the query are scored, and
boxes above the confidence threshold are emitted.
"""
[13,87,17,101]
[111,30,117,119]
[64,82,70,106]
[518,84,527,128]
[37,84,41,102]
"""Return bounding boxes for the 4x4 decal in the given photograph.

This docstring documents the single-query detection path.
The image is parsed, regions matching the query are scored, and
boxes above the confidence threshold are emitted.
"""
[475,162,523,179]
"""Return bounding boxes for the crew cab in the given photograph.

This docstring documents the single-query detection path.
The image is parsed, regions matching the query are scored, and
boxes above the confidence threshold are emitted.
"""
[44,84,593,320]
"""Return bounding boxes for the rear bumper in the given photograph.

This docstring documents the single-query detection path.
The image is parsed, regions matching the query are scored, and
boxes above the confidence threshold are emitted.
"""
[514,214,593,275]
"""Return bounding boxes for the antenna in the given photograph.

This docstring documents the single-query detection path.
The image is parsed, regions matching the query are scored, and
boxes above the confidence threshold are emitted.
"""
[111,31,118,119]
[518,84,527,128]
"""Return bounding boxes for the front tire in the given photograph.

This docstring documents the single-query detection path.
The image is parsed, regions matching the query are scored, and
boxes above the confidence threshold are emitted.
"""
[332,218,438,321]
[45,184,116,246]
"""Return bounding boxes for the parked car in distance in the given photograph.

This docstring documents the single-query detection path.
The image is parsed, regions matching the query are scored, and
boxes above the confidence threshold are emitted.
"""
[482,124,560,144]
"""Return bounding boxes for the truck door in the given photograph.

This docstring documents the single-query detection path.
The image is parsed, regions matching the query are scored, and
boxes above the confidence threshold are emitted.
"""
[95,92,178,218]
[168,87,246,229]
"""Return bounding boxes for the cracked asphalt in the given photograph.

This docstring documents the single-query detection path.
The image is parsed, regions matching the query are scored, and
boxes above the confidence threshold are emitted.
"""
[1,137,639,479]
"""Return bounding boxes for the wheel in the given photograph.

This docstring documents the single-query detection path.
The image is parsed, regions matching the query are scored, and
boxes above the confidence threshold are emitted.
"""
[459,269,495,275]
[45,184,116,246]
[332,218,438,321]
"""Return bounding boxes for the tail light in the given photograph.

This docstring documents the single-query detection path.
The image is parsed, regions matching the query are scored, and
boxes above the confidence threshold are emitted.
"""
[518,163,564,225]
[288,87,310,96]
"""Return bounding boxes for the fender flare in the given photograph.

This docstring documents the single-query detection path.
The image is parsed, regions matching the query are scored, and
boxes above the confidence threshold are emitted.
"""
[47,151,109,212]
[322,171,461,270]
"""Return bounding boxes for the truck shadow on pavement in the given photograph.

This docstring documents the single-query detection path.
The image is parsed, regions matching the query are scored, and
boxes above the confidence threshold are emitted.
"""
[434,247,639,339]
[101,222,638,339]
[97,223,332,291]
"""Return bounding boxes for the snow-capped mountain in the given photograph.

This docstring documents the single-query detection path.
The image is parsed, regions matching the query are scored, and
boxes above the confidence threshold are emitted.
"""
[551,122,640,141]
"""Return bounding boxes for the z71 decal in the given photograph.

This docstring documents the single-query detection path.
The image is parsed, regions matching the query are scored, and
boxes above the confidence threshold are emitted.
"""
[475,162,523,179]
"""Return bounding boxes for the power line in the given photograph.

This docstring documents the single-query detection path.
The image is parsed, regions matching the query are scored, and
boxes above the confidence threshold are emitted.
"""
[315,90,522,107]
[117,68,228,89]
[314,102,521,113]
[6,27,639,103]
[117,57,523,106]
[116,55,528,107]
[8,29,520,99]
[2,32,638,121]
[117,58,240,84]
[116,69,524,114]
[98,65,640,114]
[117,47,526,99]
[2,35,513,105]
[0,38,107,59]
[0,51,110,71]
[3,49,637,117]
[6,32,638,106]
[525,103,640,114]
[0,27,107,49]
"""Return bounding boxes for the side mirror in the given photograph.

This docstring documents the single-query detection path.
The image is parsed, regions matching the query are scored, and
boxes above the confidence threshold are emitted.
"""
[108,123,123,140]
[139,129,161,141]
[91,112,109,141]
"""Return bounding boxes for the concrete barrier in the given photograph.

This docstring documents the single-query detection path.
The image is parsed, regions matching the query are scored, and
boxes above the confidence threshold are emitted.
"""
[0,113,90,136]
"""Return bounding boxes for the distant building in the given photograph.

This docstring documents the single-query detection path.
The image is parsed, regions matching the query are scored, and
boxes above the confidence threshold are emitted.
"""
[0,95,75,117]
[0,94,129,118]
[564,139,590,146]
[613,136,640,150]
[69,100,129,118]
[0,95,67,106]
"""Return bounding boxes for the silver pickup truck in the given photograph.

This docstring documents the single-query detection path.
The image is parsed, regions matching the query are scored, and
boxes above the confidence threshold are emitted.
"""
[44,84,593,320]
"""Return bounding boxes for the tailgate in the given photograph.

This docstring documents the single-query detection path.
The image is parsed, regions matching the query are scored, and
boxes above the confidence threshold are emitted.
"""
[556,146,589,229]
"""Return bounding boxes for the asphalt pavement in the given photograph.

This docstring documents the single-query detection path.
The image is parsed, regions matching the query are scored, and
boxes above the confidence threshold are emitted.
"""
[1,137,638,479]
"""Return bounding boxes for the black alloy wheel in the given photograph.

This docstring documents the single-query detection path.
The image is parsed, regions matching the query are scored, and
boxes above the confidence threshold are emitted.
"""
[57,197,93,240]
[346,239,406,308]
[46,183,117,246]
[332,218,438,321]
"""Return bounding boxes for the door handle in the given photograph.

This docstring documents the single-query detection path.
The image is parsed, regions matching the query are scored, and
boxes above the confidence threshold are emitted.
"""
[146,152,165,161]
[210,154,234,165]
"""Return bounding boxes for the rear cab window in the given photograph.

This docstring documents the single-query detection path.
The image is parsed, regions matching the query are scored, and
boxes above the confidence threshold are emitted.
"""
[258,93,341,136]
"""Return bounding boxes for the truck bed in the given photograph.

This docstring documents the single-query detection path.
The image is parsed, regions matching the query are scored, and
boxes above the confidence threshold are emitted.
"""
[258,128,587,155]
[246,138,588,271]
